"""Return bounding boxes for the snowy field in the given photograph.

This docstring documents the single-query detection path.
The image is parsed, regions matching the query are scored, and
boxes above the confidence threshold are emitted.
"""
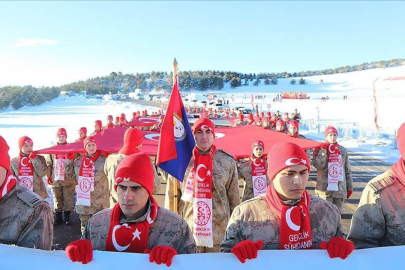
[1,65,405,165]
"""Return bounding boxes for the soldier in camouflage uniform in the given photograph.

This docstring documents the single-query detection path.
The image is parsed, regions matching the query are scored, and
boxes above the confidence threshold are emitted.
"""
[165,118,240,253]
[65,153,196,266]
[45,128,77,225]
[312,126,353,213]
[221,142,354,263]
[237,140,270,202]
[66,136,109,232]
[0,135,53,250]
[104,128,161,207]
[348,123,405,248]
[10,136,49,199]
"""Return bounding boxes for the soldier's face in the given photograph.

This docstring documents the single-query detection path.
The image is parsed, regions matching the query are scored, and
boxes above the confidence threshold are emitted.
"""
[253,145,263,158]
[273,165,309,200]
[289,125,298,135]
[0,166,6,187]
[276,123,285,132]
[58,135,67,144]
[78,131,86,139]
[21,143,33,155]
[117,182,149,218]
[85,142,97,155]
[325,133,338,144]
[194,129,214,152]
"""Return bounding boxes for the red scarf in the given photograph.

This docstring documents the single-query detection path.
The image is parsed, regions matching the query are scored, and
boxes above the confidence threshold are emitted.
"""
[250,155,267,197]
[76,151,100,206]
[325,142,343,191]
[105,196,158,253]
[1,171,17,201]
[266,184,313,250]
[17,153,34,191]
[106,123,114,129]
[391,158,405,183]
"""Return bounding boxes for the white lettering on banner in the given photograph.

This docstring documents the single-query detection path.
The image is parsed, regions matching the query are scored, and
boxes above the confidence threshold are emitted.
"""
[2,244,405,269]
[288,231,310,242]
[284,239,313,250]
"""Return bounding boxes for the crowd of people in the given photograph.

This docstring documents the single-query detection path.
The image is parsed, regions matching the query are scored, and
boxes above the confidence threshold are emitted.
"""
[1,105,405,266]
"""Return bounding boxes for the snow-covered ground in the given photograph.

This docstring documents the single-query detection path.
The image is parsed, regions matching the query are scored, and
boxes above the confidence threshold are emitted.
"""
[1,65,405,165]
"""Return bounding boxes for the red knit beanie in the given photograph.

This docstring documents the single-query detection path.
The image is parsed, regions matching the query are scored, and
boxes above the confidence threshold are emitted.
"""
[397,123,405,159]
[79,127,87,135]
[95,120,102,129]
[0,136,10,170]
[84,136,97,148]
[267,142,310,181]
[57,128,67,137]
[251,140,264,151]
[114,153,154,195]
[120,128,143,155]
[325,126,338,137]
[276,119,285,126]
[193,118,215,138]
[107,115,113,120]
[289,120,299,130]
[18,136,33,151]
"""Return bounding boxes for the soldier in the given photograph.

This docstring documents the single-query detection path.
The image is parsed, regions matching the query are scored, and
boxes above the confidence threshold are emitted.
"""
[275,119,286,133]
[67,136,109,232]
[0,135,53,250]
[65,153,197,265]
[312,126,353,213]
[262,117,272,130]
[347,123,405,248]
[237,140,270,202]
[10,136,49,199]
[74,127,87,143]
[104,128,161,207]
[288,120,306,139]
[91,120,103,136]
[165,118,240,253]
[45,128,77,225]
[233,113,248,127]
[221,142,354,263]
[104,115,114,129]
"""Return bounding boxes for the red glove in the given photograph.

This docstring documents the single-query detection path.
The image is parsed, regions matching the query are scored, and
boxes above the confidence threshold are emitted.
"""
[148,245,177,267]
[66,152,75,160]
[65,239,93,264]
[46,177,53,185]
[29,151,38,160]
[231,240,264,263]
[320,237,354,259]
[347,190,353,199]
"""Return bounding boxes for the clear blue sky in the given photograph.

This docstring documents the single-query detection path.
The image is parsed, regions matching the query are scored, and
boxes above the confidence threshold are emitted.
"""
[1,1,404,87]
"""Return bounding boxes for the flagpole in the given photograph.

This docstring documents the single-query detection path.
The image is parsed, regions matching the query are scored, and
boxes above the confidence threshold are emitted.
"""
[172,58,179,213]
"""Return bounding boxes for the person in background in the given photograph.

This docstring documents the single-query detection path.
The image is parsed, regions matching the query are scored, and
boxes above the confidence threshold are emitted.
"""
[75,127,87,142]
[288,120,306,139]
[68,136,109,232]
[91,120,103,136]
[347,122,405,248]
[0,135,53,250]
[237,140,270,202]
[45,128,77,225]
[104,115,114,129]
[221,142,353,263]
[312,126,353,214]
[65,153,197,265]
[274,119,286,133]
[165,118,240,253]
[114,116,120,126]
[292,108,302,123]
[10,136,49,199]
[104,128,161,207]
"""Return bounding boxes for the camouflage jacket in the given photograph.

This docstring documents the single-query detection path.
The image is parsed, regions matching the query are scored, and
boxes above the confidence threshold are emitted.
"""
[10,154,49,199]
[237,159,270,202]
[165,149,240,247]
[0,182,53,250]
[347,169,405,248]
[45,154,77,187]
[67,154,109,215]
[104,153,161,207]
[312,145,353,198]
[221,193,343,252]
[83,202,197,254]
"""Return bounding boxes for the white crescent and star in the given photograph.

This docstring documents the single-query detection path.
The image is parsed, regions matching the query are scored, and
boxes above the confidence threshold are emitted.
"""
[253,158,263,166]
[196,164,207,181]
[112,224,141,252]
[286,207,300,231]
[21,157,29,166]
[83,159,91,168]
[285,157,307,166]
[329,144,335,153]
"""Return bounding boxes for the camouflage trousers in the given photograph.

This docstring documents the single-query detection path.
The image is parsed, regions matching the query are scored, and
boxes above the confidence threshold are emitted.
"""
[315,191,344,213]
[51,185,75,212]
[80,214,92,233]
[197,244,220,253]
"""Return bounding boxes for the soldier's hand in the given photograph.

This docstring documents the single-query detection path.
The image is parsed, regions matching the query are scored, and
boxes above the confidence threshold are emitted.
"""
[46,177,53,185]
[66,152,75,160]
[148,245,178,267]
[320,237,354,259]
[66,239,93,264]
[29,151,38,160]
[231,239,263,263]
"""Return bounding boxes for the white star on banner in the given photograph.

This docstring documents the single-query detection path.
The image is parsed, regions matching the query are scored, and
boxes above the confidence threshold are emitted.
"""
[207,170,211,176]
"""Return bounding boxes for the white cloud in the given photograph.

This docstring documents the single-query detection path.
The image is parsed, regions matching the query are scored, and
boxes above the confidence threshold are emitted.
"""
[13,39,59,48]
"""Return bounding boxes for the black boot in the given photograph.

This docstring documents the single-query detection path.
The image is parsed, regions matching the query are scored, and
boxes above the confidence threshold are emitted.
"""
[54,211,63,225]
[64,211,71,225]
